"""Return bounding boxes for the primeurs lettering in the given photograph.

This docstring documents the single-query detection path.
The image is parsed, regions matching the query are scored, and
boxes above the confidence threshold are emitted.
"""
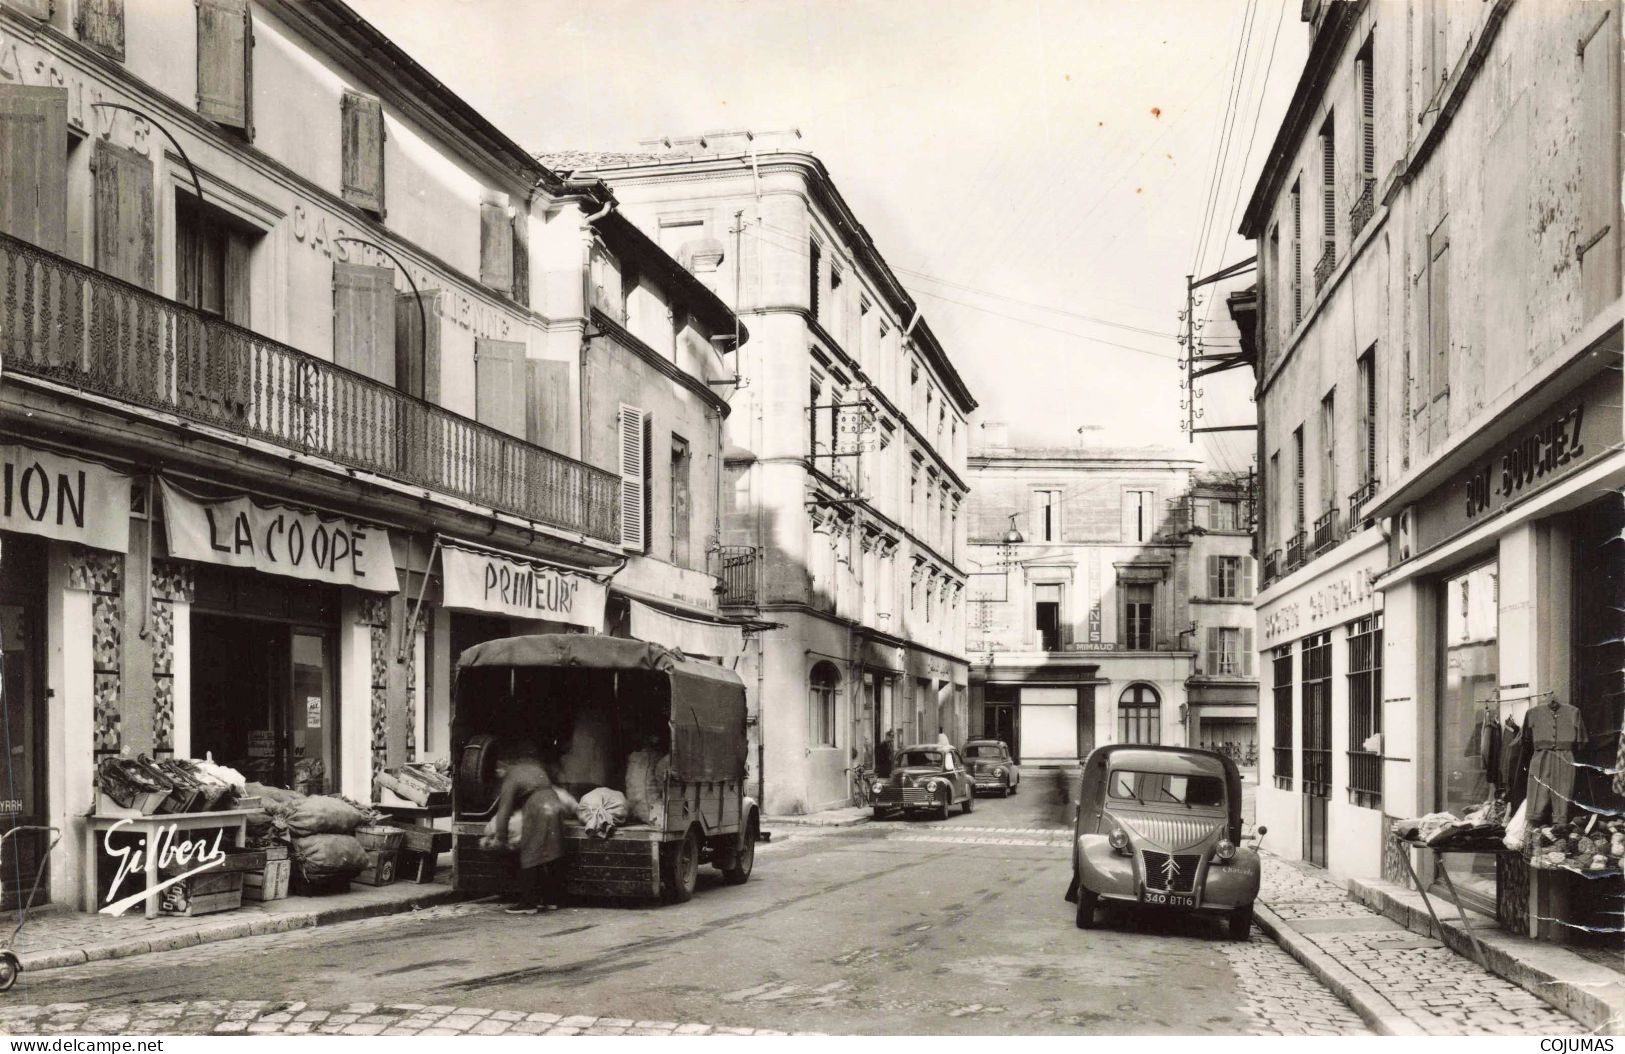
[484,561,578,615]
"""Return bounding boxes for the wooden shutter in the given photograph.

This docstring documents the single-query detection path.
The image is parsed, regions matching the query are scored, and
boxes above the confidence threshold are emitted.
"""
[1290,184,1302,323]
[75,0,125,60]
[479,203,512,295]
[527,359,570,451]
[332,262,396,384]
[92,139,154,289]
[1240,558,1255,599]
[510,211,529,307]
[1207,556,1221,598]
[1321,130,1335,255]
[1358,55,1375,179]
[618,404,648,551]
[224,229,252,326]
[197,0,252,135]
[474,338,526,439]
[340,92,385,216]
[1241,627,1256,677]
[1580,5,1621,314]
[395,290,440,403]
[1428,232,1450,400]
[0,85,67,255]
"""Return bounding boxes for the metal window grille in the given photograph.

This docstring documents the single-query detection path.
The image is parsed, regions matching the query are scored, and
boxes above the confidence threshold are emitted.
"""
[1272,647,1294,788]
[1301,632,1333,798]
[1347,614,1383,808]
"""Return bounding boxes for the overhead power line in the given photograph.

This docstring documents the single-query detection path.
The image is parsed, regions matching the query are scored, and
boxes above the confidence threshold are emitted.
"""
[893,266,1175,339]
[902,284,1179,361]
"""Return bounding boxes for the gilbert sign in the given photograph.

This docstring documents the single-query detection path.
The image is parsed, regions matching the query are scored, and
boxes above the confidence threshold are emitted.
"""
[441,545,607,631]
[98,820,226,917]
[162,483,399,593]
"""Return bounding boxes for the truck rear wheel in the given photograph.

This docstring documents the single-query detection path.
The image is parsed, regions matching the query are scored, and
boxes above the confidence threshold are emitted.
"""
[723,814,757,885]
[662,826,701,903]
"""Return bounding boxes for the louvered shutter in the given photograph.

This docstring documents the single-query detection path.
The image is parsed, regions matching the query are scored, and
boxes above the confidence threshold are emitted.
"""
[1291,186,1303,323]
[333,262,396,384]
[1204,627,1218,675]
[1580,6,1621,314]
[1241,628,1255,677]
[1240,558,1255,599]
[1358,56,1375,179]
[341,92,385,216]
[510,211,530,307]
[1429,236,1450,400]
[619,405,648,552]
[479,203,512,296]
[0,85,67,255]
[1322,132,1335,255]
[76,0,125,61]
[474,338,526,439]
[1207,555,1221,599]
[93,138,154,289]
[197,0,251,135]
[395,290,440,403]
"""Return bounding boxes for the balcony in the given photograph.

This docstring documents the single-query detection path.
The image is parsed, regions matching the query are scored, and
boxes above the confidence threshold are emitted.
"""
[0,232,620,543]
[713,545,760,606]
[1262,548,1282,585]
[1348,478,1380,527]
[1284,531,1306,572]
[1312,507,1341,555]
[1349,177,1376,239]
[1313,245,1336,294]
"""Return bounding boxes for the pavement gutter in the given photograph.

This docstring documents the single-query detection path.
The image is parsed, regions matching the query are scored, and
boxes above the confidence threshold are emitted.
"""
[1251,902,1426,1036]
[18,886,467,973]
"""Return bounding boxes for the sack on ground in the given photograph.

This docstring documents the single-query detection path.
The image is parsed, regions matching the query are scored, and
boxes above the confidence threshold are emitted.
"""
[286,795,369,837]
[292,832,368,877]
[480,811,523,850]
[579,788,629,839]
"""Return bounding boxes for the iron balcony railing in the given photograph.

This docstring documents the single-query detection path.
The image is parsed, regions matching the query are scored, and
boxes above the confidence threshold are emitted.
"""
[1313,246,1337,294]
[1349,478,1380,527]
[1284,531,1307,571]
[1349,178,1376,239]
[1262,548,1281,585]
[0,232,620,544]
[713,544,760,606]
[1313,507,1341,555]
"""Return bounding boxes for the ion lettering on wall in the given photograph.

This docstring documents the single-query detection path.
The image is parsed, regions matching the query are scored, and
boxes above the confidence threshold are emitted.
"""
[440,544,607,631]
[160,482,399,593]
[0,445,130,553]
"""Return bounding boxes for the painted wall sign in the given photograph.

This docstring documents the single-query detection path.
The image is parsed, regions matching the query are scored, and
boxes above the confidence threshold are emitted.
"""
[1414,380,1620,555]
[161,483,399,593]
[440,545,606,631]
[1259,539,1387,647]
[0,445,130,552]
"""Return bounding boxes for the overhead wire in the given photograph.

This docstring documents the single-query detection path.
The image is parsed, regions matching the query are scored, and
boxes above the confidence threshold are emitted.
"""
[1190,0,1259,284]
[901,284,1179,360]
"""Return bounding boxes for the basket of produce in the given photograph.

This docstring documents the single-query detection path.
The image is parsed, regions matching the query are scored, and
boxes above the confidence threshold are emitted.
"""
[355,825,405,852]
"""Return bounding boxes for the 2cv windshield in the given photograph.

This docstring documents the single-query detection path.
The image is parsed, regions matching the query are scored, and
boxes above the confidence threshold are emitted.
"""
[1109,770,1226,809]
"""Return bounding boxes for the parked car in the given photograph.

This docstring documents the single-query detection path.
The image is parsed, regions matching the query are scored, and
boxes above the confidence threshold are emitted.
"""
[1065,744,1262,940]
[873,745,975,820]
[963,739,1020,797]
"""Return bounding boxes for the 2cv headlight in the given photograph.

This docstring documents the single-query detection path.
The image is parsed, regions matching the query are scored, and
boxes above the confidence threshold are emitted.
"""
[1107,828,1131,855]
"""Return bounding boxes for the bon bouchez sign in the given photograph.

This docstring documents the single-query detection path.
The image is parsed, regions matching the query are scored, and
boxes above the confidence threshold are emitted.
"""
[440,544,607,631]
[1,445,130,553]
[161,483,399,593]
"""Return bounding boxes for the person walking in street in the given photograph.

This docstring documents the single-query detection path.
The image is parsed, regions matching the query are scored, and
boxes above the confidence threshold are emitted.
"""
[488,741,568,914]
[876,730,895,778]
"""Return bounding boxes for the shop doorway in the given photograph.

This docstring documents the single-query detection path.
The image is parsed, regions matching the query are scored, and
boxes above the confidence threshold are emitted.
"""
[0,534,48,910]
[986,703,1017,758]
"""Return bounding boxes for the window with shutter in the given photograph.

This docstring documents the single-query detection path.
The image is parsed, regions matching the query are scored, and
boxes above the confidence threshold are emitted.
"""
[92,138,154,289]
[76,0,125,61]
[1293,427,1305,531]
[479,203,512,295]
[1580,6,1621,314]
[474,338,526,439]
[1357,348,1376,486]
[510,211,529,308]
[1241,627,1255,677]
[1320,390,1336,510]
[332,262,396,384]
[1207,556,1221,599]
[1240,558,1255,599]
[1290,180,1303,324]
[808,239,821,320]
[1428,225,1450,402]
[196,0,252,136]
[341,92,385,216]
[618,405,649,552]
[1358,49,1375,179]
[395,290,440,403]
[0,85,67,255]
[1320,121,1336,258]
[1204,627,1219,675]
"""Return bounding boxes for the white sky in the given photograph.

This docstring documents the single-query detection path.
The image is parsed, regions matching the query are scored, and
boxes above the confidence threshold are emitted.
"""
[351,0,1309,474]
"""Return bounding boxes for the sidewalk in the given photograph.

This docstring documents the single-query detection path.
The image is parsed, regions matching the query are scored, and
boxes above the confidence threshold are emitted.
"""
[7,879,465,974]
[761,806,871,828]
[1255,855,1605,1035]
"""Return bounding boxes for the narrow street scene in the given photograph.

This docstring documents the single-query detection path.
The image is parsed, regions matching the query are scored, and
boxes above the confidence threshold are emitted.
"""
[0,0,1618,1041]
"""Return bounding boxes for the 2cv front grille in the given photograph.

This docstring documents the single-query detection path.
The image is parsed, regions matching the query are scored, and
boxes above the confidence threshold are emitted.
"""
[1140,851,1201,893]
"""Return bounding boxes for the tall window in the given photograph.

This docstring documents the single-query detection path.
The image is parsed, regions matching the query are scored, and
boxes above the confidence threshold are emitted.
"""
[808,239,822,322]
[1290,178,1304,325]
[1319,117,1336,266]
[1293,427,1306,534]
[1124,489,1156,542]
[1117,684,1161,745]
[1033,489,1061,542]
[1272,646,1294,788]
[1208,555,1253,599]
[1206,626,1256,676]
[1358,348,1377,487]
[1428,220,1451,403]
[618,405,651,552]
[175,193,253,324]
[1357,41,1376,183]
[1122,582,1154,650]
[1035,584,1062,652]
[1302,631,1332,797]
[669,435,691,568]
[1347,613,1383,808]
[1268,452,1281,548]
[1320,390,1337,512]
[808,373,822,458]
[809,661,840,747]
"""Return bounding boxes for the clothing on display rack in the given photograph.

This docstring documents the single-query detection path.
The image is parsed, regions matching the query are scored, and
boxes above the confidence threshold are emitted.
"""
[1524,698,1587,825]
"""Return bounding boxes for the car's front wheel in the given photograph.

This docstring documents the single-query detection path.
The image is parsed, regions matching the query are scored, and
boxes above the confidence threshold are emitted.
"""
[936,788,952,821]
[962,791,974,814]
[1074,887,1099,929]
[1227,904,1254,941]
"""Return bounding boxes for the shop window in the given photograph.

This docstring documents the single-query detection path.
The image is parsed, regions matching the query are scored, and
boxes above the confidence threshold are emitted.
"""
[1440,561,1499,904]
[76,0,125,61]
[810,661,840,748]
[1121,582,1154,650]
[1117,684,1160,745]
[341,91,385,217]
[1347,613,1383,809]
[0,84,68,256]
[0,534,48,910]
[1272,646,1294,789]
[197,0,253,138]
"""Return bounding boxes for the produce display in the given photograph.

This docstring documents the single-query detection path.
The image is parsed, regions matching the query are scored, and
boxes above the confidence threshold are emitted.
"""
[1526,815,1625,874]
[95,755,247,814]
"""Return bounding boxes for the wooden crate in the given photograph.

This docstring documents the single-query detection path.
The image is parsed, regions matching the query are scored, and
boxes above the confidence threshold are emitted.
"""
[160,869,243,917]
[242,858,291,902]
[398,849,438,884]
[453,834,518,895]
[352,848,398,886]
[389,821,453,855]
[562,830,660,899]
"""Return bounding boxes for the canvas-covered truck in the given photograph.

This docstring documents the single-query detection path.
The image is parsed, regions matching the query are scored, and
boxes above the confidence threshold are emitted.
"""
[451,634,759,903]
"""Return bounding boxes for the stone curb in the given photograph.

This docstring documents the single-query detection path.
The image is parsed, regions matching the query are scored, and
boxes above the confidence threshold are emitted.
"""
[1252,901,1426,1036]
[761,813,872,828]
[16,887,468,974]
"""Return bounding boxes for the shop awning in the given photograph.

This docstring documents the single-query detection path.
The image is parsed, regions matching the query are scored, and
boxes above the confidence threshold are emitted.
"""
[628,599,744,660]
[455,634,746,783]
[439,539,610,631]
